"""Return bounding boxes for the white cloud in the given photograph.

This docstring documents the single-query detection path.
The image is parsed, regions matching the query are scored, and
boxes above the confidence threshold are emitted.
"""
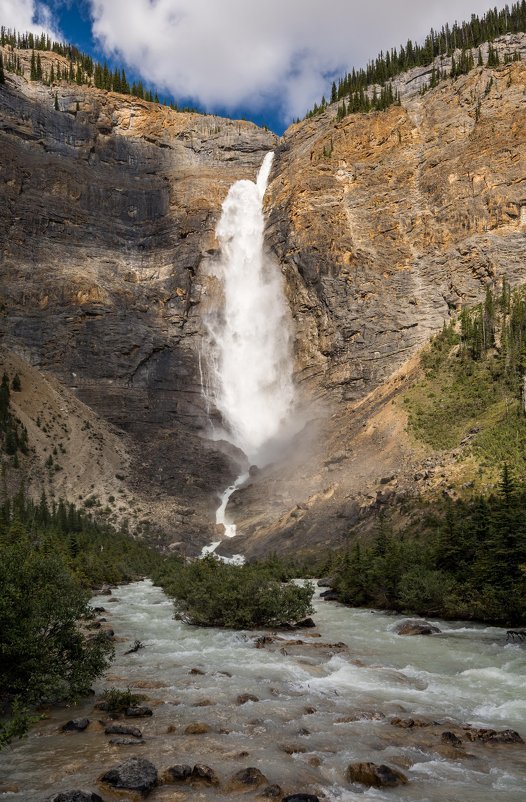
[0,0,59,37]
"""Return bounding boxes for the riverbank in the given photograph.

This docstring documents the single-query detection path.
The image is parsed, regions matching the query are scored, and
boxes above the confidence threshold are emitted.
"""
[1,580,525,801]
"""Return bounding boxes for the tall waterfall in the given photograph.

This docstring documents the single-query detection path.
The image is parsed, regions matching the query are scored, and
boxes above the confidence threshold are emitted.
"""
[204,152,295,467]
[201,152,295,558]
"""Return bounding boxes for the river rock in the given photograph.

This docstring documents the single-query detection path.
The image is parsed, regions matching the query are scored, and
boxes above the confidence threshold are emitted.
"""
[192,764,219,784]
[294,617,316,628]
[105,724,143,738]
[125,706,153,717]
[282,795,320,802]
[163,764,192,782]
[260,784,282,798]
[463,726,524,744]
[109,737,146,745]
[237,693,259,704]
[100,756,158,796]
[441,731,463,747]
[62,718,90,732]
[346,762,408,788]
[185,722,210,734]
[50,793,103,802]
[395,620,441,636]
[317,578,333,587]
[226,767,268,791]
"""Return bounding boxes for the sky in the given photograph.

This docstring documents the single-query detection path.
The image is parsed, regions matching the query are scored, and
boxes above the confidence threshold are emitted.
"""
[0,0,512,133]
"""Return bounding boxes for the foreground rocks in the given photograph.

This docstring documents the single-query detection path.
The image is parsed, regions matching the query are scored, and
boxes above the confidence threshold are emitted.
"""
[50,794,103,802]
[100,757,157,797]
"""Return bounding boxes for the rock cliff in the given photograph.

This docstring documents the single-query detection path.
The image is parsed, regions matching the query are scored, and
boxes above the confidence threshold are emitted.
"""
[1,39,526,555]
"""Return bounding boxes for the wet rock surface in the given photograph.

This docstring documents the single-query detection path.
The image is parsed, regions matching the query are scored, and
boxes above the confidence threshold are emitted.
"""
[346,762,408,788]
[62,718,90,732]
[100,756,157,796]
[395,619,441,636]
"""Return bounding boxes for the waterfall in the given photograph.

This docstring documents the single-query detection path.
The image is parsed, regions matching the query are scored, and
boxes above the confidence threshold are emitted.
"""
[201,152,295,557]
[204,151,295,466]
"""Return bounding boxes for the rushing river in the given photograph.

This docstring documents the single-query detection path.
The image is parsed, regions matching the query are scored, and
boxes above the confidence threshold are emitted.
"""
[1,581,525,801]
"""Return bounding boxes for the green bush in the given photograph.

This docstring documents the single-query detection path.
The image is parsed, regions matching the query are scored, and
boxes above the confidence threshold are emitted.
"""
[155,556,314,628]
[100,688,145,716]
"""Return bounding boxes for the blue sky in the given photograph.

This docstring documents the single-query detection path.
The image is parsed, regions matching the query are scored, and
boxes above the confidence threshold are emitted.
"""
[0,0,512,134]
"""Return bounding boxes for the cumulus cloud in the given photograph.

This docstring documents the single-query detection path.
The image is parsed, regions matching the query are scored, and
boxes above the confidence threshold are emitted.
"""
[0,0,59,37]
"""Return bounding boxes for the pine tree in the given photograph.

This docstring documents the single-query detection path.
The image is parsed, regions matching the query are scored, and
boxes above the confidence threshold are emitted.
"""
[30,49,36,80]
[0,53,4,84]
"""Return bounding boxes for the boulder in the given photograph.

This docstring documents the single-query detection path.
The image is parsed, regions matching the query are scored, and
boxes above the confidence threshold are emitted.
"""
[100,757,158,796]
[316,578,333,587]
[163,764,192,782]
[191,764,219,784]
[226,767,268,791]
[50,794,103,802]
[105,724,142,738]
[237,693,259,704]
[125,706,153,717]
[395,620,440,636]
[346,762,408,788]
[62,718,90,732]
[294,618,316,628]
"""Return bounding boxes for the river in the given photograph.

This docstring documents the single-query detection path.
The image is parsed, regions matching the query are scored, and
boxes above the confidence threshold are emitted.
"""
[1,580,524,801]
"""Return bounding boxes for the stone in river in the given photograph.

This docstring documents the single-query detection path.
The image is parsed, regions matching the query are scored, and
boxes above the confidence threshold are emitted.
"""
[62,718,90,732]
[346,762,408,788]
[100,756,158,796]
[191,764,219,784]
[105,724,142,738]
[125,706,153,717]
[50,793,103,802]
[226,766,268,791]
[441,731,463,747]
[282,795,320,802]
[395,619,441,636]
[237,693,259,704]
[163,764,192,782]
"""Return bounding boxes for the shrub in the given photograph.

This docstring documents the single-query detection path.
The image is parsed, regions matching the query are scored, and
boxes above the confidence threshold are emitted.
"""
[155,557,314,628]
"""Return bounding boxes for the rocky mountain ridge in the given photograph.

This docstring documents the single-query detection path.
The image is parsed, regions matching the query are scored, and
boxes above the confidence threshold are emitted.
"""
[1,37,526,555]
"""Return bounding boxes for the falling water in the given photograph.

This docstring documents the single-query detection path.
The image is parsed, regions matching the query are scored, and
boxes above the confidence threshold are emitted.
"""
[204,151,295,465]
[201,152,295,555]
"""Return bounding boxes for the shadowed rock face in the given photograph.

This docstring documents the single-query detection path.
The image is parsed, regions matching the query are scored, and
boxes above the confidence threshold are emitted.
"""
[2,40,526,555]
[0,62,276,548]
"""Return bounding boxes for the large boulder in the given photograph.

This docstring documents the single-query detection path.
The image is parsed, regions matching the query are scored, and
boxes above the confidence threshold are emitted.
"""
[346,762,408,788]
[100,757,157,796]
[395,620,440,636]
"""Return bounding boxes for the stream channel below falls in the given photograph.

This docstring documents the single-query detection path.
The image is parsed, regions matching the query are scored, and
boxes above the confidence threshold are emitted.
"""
[1,580,525,801]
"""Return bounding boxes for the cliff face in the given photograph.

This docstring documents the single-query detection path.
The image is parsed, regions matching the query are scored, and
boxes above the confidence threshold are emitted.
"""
[228,49,526,557]
[1,41,526,555]
[0,52,277,547]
